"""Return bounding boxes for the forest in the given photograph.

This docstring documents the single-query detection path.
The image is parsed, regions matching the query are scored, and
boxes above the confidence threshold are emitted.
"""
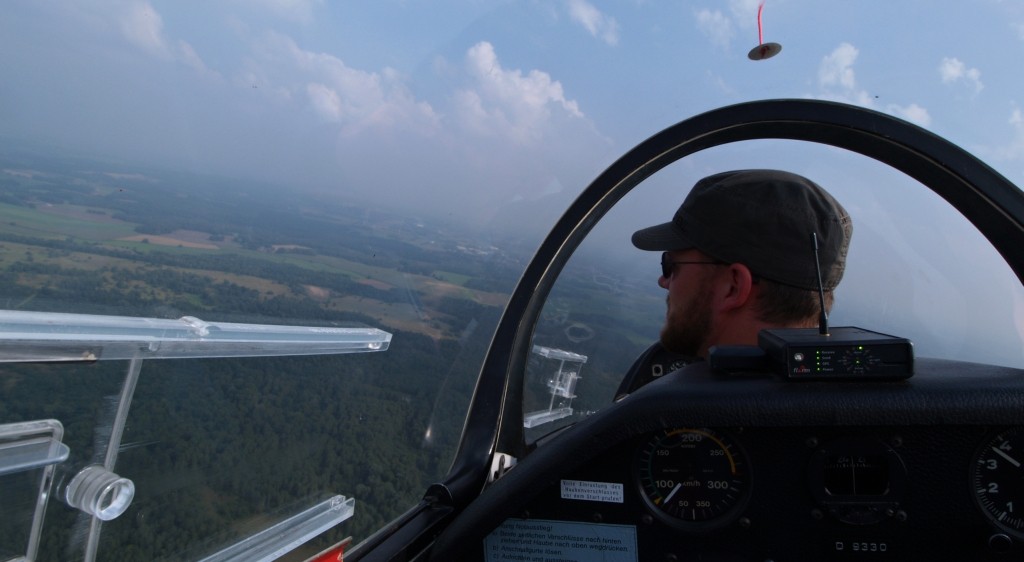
[0,151,658,561]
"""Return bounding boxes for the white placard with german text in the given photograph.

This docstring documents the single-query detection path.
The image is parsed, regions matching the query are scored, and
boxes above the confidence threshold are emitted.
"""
[484,518,637,562]
[559,479,624,503]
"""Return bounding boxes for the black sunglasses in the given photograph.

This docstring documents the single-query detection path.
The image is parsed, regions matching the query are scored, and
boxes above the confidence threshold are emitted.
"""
[660,252,726,278]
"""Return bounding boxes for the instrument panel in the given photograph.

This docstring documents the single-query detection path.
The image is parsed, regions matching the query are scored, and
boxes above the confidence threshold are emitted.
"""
[482,351,1024,557]
[516,424,1024,560]
[443,359,1024,561]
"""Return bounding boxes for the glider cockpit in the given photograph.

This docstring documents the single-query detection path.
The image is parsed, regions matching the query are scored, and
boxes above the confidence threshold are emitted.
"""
[404,99,1024,562]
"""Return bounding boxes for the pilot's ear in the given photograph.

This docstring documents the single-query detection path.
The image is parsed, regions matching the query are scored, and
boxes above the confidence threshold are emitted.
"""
[717,263,755,311]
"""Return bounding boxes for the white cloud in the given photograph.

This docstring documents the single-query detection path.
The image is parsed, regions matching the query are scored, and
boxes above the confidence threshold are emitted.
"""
[567,0,619,46]
[456,41,583,144]
[994,107,1024,160]
[176,40,214,76]
[118,1,216,77]
[938,57,962,82]
[814,43,930,127]
[236,35,603,222]
[253,32,439,134]
[819,42,858,90]
[939,57,983,94]
[696,9,734,50]
[294,40,607,228]
[120,2,169,58]
[307,82,342,121]
[888,103,932,127]
[696,1,764,51]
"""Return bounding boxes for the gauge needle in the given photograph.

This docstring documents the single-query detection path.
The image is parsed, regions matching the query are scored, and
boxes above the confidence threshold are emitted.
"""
[991,446,1021,468]
[664,483,683,504]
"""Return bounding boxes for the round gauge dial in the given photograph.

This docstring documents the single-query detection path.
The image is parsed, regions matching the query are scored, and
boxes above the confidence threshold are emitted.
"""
[634,427,751,530]
[970,427,1024,538]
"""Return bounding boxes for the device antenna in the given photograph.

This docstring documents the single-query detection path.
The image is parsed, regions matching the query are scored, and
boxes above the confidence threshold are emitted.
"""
[811,232,830,336]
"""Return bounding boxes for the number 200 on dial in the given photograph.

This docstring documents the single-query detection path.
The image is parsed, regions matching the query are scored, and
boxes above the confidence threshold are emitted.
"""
[634,428,751,530]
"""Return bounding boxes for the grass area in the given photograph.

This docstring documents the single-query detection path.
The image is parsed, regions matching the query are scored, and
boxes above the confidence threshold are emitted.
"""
[432,270,471,286]
[0,199,495,310]
[330,296,443,337]
[0,202,138,240]
[0,241,129,271]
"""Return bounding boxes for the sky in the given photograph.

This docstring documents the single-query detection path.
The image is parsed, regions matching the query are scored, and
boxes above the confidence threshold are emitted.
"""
[2,0,1024,362]
[2,0,1023,229]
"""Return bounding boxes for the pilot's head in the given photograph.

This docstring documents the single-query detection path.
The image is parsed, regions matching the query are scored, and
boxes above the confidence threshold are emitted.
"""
[631,169,852,357]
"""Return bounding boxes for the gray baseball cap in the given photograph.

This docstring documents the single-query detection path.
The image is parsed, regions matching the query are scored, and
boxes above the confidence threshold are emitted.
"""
[631,169,852,290]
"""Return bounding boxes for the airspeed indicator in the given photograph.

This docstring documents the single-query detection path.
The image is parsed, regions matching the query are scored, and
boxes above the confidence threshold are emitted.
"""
[634,428,751,531]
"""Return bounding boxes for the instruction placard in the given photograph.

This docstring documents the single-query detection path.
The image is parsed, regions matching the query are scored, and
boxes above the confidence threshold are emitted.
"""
[560,479,623,503]
[483,518,637,562]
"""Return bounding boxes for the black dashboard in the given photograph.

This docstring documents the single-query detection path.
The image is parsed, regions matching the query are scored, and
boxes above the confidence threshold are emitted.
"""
[433,359,1024,561]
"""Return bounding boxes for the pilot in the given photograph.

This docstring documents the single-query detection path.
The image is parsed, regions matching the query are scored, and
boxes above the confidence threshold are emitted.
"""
[615,169,853,398]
